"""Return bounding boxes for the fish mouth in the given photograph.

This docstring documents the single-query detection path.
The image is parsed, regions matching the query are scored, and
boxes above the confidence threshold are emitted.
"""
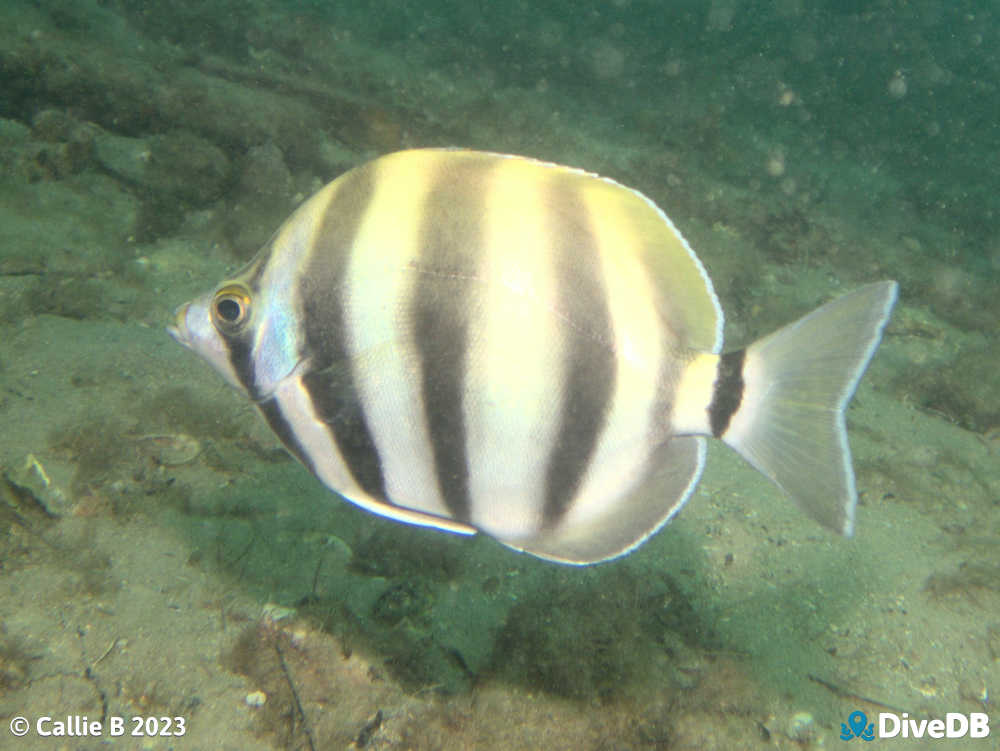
[167,303,192,348]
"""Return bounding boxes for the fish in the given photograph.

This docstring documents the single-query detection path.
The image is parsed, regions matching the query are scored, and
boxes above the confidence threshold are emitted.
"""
[169,148,898,564]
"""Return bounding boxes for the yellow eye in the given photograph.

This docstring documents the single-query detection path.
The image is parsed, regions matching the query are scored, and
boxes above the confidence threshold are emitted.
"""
[211,284,252,332]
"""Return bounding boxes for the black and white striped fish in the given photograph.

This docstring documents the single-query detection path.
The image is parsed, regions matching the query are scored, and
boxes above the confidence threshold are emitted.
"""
[169,149,898,564]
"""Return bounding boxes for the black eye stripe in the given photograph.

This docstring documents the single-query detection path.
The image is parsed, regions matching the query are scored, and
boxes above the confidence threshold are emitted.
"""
[211,284,256,396]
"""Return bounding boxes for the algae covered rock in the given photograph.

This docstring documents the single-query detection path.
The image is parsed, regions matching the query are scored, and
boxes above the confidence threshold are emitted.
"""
[95,128,230,203]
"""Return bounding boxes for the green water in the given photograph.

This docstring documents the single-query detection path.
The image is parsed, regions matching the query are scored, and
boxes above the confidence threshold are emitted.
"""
[0,2,996,749]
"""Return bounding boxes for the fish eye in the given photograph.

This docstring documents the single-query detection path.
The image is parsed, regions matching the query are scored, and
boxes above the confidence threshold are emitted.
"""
[211,284,252,332]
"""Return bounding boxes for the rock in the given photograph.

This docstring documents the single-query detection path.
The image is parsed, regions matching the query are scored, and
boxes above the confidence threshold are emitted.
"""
[3,454,75,517]
[31,108,79,141]
[94,132,156,185]
[0,173,139,271]
[134,433,201,466]
[95,129,230,203]
[317,134,362,178]
[226,142,298,253]
[150,130,231,202]
[237,142,292,199]
[0,117,31,141]
[786,711,817,744]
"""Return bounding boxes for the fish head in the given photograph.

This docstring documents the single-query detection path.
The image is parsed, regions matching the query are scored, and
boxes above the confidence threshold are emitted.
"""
[168,252,304,402]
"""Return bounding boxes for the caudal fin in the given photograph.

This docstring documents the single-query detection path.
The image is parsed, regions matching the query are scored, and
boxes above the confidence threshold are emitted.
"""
[720,281,898,535]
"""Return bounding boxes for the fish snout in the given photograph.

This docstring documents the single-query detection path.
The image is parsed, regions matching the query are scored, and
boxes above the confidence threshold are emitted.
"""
[167,302,193,348]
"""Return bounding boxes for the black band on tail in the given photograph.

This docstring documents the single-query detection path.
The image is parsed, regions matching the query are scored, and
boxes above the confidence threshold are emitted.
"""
[709,349,745,437]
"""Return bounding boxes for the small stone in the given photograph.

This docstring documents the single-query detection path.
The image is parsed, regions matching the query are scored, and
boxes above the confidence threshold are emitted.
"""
[787,711,816,743]
[245,690,267,707]
[262,603,296,622]
[5,454,74,517]
[136,434,201,466]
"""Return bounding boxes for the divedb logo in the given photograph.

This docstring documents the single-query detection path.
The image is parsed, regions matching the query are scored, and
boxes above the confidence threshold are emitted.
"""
[880,713,991,741]
[840,709,990,741]
[840,710,991,741]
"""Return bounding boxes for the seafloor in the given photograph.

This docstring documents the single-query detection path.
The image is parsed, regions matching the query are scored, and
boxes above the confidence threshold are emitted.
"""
[0,1,998,749]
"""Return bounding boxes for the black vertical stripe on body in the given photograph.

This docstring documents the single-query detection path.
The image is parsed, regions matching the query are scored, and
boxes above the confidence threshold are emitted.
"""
[409,157,493,523]
[225,335,258,400]
[541,176,617,529]
[256,398,317,475]
[710,349,745,437]
[297,164,389,503]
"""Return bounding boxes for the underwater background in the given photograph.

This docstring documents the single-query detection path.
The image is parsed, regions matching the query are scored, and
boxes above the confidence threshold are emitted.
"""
[0,1,997,748]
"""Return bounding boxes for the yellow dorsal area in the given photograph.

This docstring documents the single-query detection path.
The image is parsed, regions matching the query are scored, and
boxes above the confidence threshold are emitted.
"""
[559,165,722,354]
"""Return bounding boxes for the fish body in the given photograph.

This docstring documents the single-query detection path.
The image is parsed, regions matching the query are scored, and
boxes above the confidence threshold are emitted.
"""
[169,149,898,564]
